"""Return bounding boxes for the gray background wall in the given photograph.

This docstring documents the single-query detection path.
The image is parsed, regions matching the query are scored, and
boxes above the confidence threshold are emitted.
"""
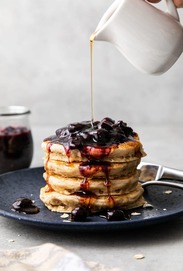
[0,0,183,129]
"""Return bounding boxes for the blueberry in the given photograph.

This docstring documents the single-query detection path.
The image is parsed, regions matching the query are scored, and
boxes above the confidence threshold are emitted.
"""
[68,121,91,133]
[68,123,84,133]
[71,207,88,222]
[106,209,126,221]
[56,127,70,138]
[119,120,127,127]
[113,121,134,138]
[113,131,126,143]
[92,121,100,128]
[100,117,115,131]
[123,126,134,137]
[80,132,93,143]
[19,198,33,208]
[70,135,82,148]
[12,197,33,208]
[97,128,110,143]
[90,131,98,143]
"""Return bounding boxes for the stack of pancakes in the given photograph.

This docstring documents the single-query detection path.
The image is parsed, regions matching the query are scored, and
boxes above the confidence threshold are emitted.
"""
[40,118,146,213]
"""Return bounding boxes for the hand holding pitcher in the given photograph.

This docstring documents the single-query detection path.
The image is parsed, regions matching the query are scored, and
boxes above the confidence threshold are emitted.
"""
[148,0,183,8]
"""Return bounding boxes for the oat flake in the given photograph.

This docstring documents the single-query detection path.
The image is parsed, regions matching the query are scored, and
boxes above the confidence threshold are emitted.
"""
[60,213,69,219]
[131,212,141,216]
[164,190,172,194]
[143,202,153,209]
[8,239,15,243]
[134,254,145,260]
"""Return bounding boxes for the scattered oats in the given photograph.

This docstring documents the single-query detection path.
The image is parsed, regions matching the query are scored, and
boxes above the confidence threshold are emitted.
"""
[99,215,106,219]
[143,202,154,209]
[63,219,71,223]
[60,213,69,219]
[164,190,172,194]
[131,212,141,216]
[134,254,145,260]
[8,239,15,243]
[87,261,120,271]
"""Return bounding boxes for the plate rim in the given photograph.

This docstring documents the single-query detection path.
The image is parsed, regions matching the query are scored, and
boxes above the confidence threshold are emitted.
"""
[0,167,183,231]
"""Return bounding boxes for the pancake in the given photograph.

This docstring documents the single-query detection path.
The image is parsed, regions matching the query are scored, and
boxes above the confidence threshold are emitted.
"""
[43,159,141,178]
[41,136,145,163]
[40,117,146,217]
[43,170,140,196]
[40,183,144,213]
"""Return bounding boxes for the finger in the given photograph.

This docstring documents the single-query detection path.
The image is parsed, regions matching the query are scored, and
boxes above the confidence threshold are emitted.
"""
[147,0,161,3]
[174,0,183,7]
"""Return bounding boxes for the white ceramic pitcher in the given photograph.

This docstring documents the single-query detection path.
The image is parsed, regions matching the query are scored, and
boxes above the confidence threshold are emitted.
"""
[92,0,183,75]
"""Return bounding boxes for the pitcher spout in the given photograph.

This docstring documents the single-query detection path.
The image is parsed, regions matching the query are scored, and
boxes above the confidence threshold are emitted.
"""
[91,0,121,43]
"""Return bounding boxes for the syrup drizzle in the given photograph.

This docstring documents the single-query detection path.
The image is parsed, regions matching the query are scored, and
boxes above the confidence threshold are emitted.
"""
[44,141,115,207]
[44,142,55,192]
[90,32,96,124]
[80,178,90,190]
[61,31,117,210]
[78,160,114,208]
[88,33,130,210]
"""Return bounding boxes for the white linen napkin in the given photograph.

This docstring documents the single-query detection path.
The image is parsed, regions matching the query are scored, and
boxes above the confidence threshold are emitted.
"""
[0,243,119,271]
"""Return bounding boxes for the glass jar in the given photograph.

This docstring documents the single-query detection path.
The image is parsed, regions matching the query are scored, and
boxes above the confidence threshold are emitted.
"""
[0,106,33,174]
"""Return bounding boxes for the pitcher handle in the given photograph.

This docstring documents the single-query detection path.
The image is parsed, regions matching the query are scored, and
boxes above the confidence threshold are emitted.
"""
[165,0,179,21]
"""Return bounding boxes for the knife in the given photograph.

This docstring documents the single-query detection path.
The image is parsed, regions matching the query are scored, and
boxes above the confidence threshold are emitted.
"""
[138,162,183,182]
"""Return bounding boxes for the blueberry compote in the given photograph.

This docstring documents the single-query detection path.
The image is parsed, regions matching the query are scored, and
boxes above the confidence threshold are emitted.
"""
[0,126,33,174]
[70,207,130,222]
[12,197,40,214]
[46,117,135,151]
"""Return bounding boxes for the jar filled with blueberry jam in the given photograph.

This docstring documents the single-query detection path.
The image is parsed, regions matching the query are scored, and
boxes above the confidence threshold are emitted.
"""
[0,106,33,174]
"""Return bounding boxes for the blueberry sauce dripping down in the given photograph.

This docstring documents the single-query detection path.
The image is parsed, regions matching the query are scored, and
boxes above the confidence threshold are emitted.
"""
[79,160,111,190]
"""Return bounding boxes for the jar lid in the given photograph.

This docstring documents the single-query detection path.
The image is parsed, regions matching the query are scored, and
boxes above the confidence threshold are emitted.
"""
[0,106,31,116]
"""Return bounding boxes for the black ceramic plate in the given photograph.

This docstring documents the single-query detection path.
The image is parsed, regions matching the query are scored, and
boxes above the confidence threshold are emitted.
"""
[0,167,183,231]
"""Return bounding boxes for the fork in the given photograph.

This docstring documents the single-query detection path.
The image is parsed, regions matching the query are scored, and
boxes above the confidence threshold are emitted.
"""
[138,162,183,189]
[140,180,183,189]
[138,162,183,181]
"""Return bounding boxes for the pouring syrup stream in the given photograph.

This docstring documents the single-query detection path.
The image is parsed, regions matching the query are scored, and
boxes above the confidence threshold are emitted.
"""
[90,32,96,125]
